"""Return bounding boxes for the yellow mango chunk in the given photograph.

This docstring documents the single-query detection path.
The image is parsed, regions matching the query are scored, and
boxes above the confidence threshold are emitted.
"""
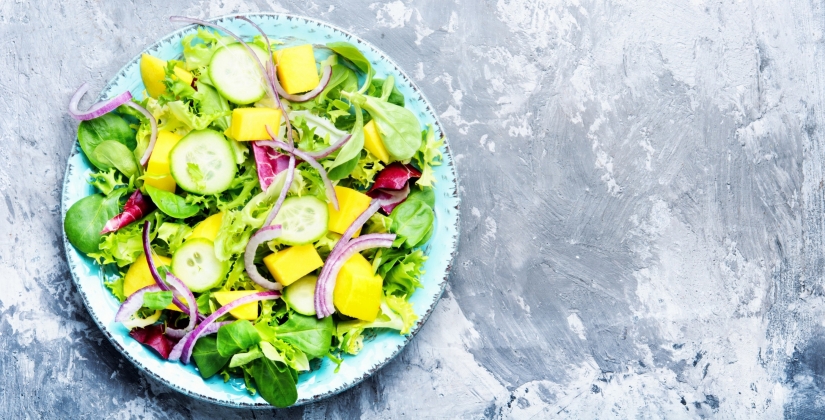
[363,120,391,163]
[140,54,194,99]
[328,186,372,236]
[190,212,223,242]
[123,253,183,312]
[333,252,382,321]
[144,131,183,192]
[212,290,260,320]
[263,244,324,286]
[274,45,320,95]
[227,107,282,141]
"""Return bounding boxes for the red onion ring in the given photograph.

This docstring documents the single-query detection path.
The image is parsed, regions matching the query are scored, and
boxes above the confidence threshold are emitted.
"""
[115,284,162,322]
[163,273,198,339]
[68,82,133,121]
[303,133,352,160]
[176,291,281,364]
[262,153,295,227]
[260,130,339,211]
[168,321,231,362]
[142,221,198,316]
[122,101,158,166]
[243,225,284,290]
[314,234,395,318]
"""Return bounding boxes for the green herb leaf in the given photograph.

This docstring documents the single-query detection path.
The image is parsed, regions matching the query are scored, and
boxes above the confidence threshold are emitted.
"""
[77,113,137,170]
[104,277,127,302]
[217,320,262,357]
[64,189,127,254]
[247,357,298,408]
[329,102,365,171]
[274,313,334,358]
[389,199,434,248]
[143,291,173,310]
[229,347,263,368]
[91,140,140,179]
[360,95,422,161]
[192,335,231,379]
[327,42,373,94]
[144,184,200,219]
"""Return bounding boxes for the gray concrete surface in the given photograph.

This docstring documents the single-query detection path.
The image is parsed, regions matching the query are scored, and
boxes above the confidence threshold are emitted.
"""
[4,0,825,418]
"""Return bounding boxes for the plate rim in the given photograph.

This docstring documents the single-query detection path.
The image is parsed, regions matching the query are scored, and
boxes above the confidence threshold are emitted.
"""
[60,12,461,408]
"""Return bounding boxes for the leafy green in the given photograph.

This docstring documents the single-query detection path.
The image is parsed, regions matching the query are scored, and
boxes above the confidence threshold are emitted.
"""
[88,168,126,196]
[143,291,173,310]
[335,295,417,355]
[369,77,405,107]
[65,189,127,254]
[155,222,192,254]
[89,220,144,267]
[384,294,417,334]
[350,150,384,188]
[274,314,334,358]
[105,277,127,302]
[182,28,234,71]
[356,93,421,161]
[414,125,444,188]
[247,357,298,408]
[229,347,263,368]
[327,42,373,93]
[193,82,231,131]
[384,250,427,297]
[329,101,365,172]
[389,199,434,248]
[77,113,136,170]
[192,335,231,379]
[91,140,139,178]
[407,187,436,208]
[217,320,262,357]
[145,184,200,219]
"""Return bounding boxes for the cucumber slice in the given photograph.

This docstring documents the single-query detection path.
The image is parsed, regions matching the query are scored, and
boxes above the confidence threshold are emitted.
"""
[169,129,236,195]
[171,238,228,293]
[283,275,317,316]
[208,43,268,105]
[271,196,329,245]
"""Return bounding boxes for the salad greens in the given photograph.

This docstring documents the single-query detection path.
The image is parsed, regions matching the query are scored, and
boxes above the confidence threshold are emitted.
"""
[65,25,445,408]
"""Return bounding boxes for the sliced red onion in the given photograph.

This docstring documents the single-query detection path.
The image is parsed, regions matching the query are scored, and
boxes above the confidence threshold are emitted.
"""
[315,234,396,318]
[68,82,133,121]
[101,189,153,234]
[259,133,339,211]
[303,133,352,160]
[262,153,296,227]
[142,221,191,314]
[368,183,410,214]
[115,284,162,322]
[252,142,292,190]
[243,225,284,290]
[122,101,159,166]
[169,321,230,362]
[176,291,281,364]
[163,273,198,339]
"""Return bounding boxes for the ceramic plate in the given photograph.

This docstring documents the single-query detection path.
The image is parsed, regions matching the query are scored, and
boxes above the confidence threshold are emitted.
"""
[60,13,460,407]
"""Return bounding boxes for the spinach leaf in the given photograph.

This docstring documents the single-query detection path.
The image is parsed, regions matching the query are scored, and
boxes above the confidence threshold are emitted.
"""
[144,184,200,219]
[77,113,136,170]
[229,347,263,368]
[192,335,231,379]
[64,189,127,254]
[91,140,139,178]
[407,188,435,209]
[328,154,360,181]
[217,320,262,357]
[143,291,173,310]
[274,313,334,358]
[390,199,434,248]
[321,64,357,102]
[360,95,421,161]
[327,42,373,94]
[370,77,405,107]
[247,358,298,408]
[329,103,365,171]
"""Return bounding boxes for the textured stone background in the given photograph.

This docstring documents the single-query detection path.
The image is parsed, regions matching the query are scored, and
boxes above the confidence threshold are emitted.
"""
[5,0,825,418]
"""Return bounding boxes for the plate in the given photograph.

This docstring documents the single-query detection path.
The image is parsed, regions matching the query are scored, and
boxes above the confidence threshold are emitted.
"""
[60,13,460,407]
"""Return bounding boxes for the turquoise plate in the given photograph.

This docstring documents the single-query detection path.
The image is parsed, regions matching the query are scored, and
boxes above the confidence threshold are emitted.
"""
[60,14,460,408]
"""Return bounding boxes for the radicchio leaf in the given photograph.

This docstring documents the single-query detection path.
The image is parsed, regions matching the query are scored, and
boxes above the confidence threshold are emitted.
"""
[252,142,292,191]
[368,162,421,192]
[129,324,177,359]
[101,190,154,234]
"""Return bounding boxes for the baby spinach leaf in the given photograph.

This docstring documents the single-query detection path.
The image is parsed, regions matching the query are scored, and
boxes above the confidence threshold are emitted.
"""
[217,320,261,357]
[329,103,365,171]
[91,140,139,178]
[144,185,200,219]
[328,154,360,181]
[192,335,230,379]
[77,113,136,170]
[274,313,334,358]
[247,358,298,408]
[360,95,421,161]
[143,291,173,310]
[64,189,127,254]
[229,347,263,368]
[407,188,435,209]
[327,42,373,93]
[390,199,434,248]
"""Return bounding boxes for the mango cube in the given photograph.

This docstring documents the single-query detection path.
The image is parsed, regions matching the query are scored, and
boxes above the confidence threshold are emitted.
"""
[212,290,260,320]
[227,107,282,141]
[140,54,194,99]
[144,130,183,192]
[189,212,223,242]
[123,253,182,311]
[333,252,382,321]
[363,120,391,163]
[328,186,372,236]
[274,45,320,95]
[263,244,324,286]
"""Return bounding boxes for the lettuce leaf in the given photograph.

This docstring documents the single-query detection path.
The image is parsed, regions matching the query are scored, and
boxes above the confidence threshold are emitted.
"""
[384,250,427,297]
[88,221,144,267]
[350,150,384,189]
[335,294,418,355]
[181,28,235,71]
[413,125,444,188]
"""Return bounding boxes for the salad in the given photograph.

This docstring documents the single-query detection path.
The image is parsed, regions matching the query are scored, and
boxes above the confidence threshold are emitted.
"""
[63,16,444,407]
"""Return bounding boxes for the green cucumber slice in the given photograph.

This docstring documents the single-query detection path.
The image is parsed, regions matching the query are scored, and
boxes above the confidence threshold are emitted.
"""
[208,43,268,105]
[271,196,329,245]
[169,129,236,195]
[171,238,228,293]
[283,275,317,316]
